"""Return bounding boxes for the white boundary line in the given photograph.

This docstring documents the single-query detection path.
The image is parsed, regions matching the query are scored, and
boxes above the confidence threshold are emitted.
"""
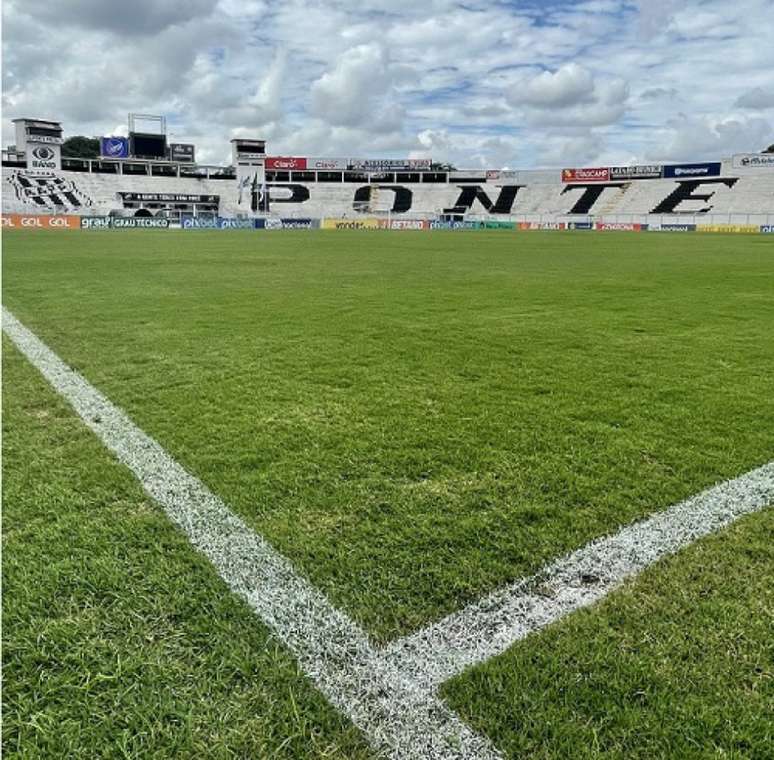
[384,462,774,691]
[4,306,773,757]
[2,307,500,760]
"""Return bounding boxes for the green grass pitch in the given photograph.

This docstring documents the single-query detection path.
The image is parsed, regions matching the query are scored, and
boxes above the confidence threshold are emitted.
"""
[3,228,773,757]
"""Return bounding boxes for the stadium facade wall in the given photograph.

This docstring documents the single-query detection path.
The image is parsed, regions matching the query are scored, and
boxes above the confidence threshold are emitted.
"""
[3,165,774,223]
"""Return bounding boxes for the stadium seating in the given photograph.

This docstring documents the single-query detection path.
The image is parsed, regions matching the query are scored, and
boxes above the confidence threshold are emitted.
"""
[3,165,774,225]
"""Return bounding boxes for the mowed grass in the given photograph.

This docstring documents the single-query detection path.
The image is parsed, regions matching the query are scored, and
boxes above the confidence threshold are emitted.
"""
[444,507,774,758]
[2,338,372,759]
[3,229,774,639]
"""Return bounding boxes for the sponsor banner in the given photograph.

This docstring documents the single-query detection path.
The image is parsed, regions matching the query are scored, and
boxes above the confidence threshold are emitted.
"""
[347,159,431,171]
[266,156,307,170]
[562,167,610,183]
[80,217,113,229]
[610,164,663,180]
[100,136,129,159]
[80,216,170,229]
[120,192,219,203]
[308,157,348,171]
[761,225,774,233]
[483,221,515,230]
[388,219,428,230]
[236,152,264,161]
[170,143,195,162]
[732,153,774,169]
[281,218,317,229]
[27,134,63,145]
[428,220,482,230]
[182,217,219,229]
[112,217,169,228]
[593,222,646,231]
[28,145,60,170]
[663,162,721,179]
[321,218,382,230]
[217,217,254,229]
[254,218,266,229]
[652,223,697,232]
[266,218,317,229]
[2,213,80,229]
[518,222,566,230]
[567,221,593,230]
[697,224,760,233]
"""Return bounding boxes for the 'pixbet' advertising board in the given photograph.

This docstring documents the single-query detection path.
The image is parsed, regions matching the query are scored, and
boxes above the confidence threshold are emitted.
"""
[663,162,721,179]
[2,214,80,229]
[266,157,307,170]
[561,167,610,183]
[732,153,774,169]
[100,136,129,159]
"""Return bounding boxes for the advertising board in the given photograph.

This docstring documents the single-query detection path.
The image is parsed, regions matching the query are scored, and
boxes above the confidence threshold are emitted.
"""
[651,223,696,232]
[561,167,610,183]
[119,192,219,203]
[27,145,60,170]
[732,154,774,169]
[697,224,759,233]
[388,220,428,230]
[100,136,130,159]
[761,225,774,233]
[266,157,307,170]
[566,221,593,230]
[112,217,169,228]
[321,218,382,230]
[81,217,113,229]
[482,221,515,229]
[347,159,431,171]
[217,218,254,229]
[2,214,80,229]
[518,222,566,230]
[609,165,663,180]
[170,143,195,162]
[307,157,348,170]
[663,162,721,179]
[182,217,219,229]
[593,222,646,231]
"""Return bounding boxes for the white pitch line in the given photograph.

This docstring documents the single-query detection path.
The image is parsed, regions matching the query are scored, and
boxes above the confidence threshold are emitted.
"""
[6,307,773,758]
[383,462,774,691]
[2,307,501,760]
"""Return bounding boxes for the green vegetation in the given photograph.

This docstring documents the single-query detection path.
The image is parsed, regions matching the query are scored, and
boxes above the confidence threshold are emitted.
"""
[2,338,371,759]
[444,507,774,758]
[3,229,773,639]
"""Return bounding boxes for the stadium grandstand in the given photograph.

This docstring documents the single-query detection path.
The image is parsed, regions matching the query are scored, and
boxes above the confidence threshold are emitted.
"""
[3,114,774,231]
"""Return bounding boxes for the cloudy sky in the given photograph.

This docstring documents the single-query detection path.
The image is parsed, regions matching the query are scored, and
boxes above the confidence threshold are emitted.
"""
[2,0,773,168]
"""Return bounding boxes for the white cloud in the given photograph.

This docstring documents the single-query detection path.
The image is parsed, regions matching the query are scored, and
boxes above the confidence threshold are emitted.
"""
[2,0,773,168]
